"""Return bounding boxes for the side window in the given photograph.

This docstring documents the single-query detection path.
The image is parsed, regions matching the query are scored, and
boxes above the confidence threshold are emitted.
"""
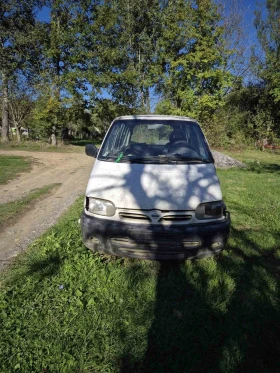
[192,125,208,158]
[181,125,195,148]
[101,122,129,155]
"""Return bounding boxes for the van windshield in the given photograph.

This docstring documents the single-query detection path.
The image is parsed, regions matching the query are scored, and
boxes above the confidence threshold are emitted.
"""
[98,119,213,164]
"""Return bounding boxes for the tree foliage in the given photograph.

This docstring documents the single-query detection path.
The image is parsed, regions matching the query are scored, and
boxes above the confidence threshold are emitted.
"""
[0,0,279,147]
[255,0,280,103]
[0,0,44,141]
[155,0,232,122]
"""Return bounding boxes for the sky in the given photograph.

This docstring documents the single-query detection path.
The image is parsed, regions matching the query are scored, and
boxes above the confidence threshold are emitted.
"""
[242,0,259,13]
[37,6,50,22]
[37,1,262,27]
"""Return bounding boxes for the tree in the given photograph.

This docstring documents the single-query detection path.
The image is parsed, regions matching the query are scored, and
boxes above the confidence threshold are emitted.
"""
[85,0,162,113]
[40,0,69,145]
[255,0,280,103]
[36,0,106,144]
[155,0,232,123]
[215,79,280,148]
[8,76,35,142]
[220,0,257,86]
[29,87,62,141]
[0,0,44,142]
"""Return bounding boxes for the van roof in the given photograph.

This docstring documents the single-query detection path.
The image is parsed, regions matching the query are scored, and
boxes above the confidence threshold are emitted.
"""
[114,115,198,122]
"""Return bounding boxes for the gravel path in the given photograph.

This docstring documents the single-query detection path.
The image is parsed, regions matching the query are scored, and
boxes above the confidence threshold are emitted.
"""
[0,150,93,271]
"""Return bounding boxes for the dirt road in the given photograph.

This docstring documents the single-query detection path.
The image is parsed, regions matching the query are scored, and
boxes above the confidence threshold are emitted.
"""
[0,150,94,270]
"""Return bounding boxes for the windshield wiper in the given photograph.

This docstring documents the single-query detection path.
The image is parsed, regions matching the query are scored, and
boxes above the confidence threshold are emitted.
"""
[119,156,159,164]
[159,155,212,163]
[116,155,212,164]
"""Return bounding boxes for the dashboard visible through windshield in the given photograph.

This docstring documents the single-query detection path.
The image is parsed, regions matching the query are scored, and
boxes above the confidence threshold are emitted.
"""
[98,119,213,164]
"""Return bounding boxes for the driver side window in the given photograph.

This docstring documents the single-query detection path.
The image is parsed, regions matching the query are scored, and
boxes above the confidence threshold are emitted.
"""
[101,122,130,156]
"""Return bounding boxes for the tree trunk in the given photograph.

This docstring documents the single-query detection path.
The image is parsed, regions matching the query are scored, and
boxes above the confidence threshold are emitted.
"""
[1,72,9,142]
[145,87,150,114]
[262,137,268,151]
[16,126,21,143]
[51,125,57,146]
[51,134,57,146]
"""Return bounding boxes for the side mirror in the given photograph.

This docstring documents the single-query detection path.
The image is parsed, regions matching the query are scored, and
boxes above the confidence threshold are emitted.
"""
[85,144,98,158]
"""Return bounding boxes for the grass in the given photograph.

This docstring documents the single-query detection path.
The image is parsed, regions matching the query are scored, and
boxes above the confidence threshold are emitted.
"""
[223,148,280,169]
[0,155,32,185]
[0,184,61,232]
[0,152,280,372]
[0,139,101,153]
[70,139,102,148]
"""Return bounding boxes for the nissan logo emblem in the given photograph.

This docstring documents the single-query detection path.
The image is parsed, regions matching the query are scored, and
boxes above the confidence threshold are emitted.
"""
[151,213,160,219]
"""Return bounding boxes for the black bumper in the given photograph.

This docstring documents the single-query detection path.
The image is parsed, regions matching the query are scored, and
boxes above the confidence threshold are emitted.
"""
[81,211,230,260]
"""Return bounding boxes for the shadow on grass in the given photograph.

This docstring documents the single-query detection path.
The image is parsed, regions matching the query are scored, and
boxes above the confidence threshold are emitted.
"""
[24,253,62,280]
[70,139,99,147]
[246,162,280,174]
[3,252,62,285]
[119,226,280,373]
[2,225,279,372]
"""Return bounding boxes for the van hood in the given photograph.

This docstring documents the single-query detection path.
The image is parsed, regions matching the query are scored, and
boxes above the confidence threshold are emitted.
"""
[86,160,222,210]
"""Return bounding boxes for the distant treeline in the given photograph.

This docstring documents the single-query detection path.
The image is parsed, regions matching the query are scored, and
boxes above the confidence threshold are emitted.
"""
[0,0,279,147]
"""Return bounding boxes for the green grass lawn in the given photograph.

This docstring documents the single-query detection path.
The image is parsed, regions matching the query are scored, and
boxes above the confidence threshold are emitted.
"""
[0,155,32,185]
[0,151,279,372]
[0,184,61,232]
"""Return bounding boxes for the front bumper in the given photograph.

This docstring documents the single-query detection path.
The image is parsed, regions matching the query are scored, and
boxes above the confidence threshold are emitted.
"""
[81,212,230,260]
[81,211,230,260]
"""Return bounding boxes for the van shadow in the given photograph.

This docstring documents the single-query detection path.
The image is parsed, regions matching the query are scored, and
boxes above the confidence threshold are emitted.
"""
[114,158,279,372]
[118,226,280,372]
[120,260,212,373]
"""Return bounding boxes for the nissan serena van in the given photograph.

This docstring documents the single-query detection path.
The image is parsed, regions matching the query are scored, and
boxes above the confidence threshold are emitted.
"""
[81,115,230,260]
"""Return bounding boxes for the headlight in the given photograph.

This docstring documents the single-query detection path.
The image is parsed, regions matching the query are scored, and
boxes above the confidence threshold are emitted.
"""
[86,197,116,216]
[195,201,224,220]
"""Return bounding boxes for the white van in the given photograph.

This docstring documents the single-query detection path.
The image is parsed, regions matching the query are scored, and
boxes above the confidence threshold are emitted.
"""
[81,115,230,260]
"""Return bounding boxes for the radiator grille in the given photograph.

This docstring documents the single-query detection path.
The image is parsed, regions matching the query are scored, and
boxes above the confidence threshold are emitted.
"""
[118,210,193,224]
[119,212,150,221]
[159,215,192,223]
